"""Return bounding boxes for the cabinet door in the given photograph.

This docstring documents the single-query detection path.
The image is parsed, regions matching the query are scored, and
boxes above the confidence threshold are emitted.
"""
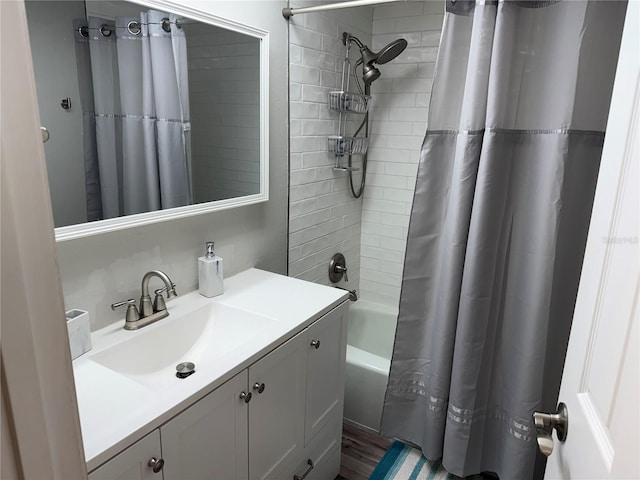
[248,332,307,480]
[305,304,348,445]
[88,430,162,480]
[161,371,249,480]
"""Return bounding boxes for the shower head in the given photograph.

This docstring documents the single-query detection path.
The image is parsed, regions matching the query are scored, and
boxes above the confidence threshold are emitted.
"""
[376,38,408,64]
[361,62,381,84]
[344,33,408,85]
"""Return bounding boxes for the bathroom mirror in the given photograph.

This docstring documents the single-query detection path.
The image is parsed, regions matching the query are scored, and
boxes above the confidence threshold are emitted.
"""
[25,0,269,241]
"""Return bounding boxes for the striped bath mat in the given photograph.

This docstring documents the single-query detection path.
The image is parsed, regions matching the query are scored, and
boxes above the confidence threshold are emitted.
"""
[369,441,459,480]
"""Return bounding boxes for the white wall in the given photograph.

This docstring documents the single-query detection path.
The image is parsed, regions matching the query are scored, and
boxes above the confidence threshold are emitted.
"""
[187,24,261,202]
[359,1,443,306]
[85,0,141,18]
[288,0,373,292]
[25,1,88,228]
[56,0,289,331]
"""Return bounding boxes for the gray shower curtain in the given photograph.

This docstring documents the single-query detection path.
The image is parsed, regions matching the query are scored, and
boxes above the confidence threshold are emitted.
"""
[381,1,626,479]
[76,10,192,221]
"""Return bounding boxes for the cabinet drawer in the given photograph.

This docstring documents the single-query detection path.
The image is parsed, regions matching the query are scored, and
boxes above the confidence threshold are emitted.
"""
[291,416,341,480]
[307,447,341,480]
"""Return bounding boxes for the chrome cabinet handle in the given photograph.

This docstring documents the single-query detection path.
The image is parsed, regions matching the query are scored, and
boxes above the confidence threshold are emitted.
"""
[239,391,252,403]
[253,382,265,394]
[293,459,314,480]
[310,339,320,349]
[148,457,164,473]
[533,402,568,456]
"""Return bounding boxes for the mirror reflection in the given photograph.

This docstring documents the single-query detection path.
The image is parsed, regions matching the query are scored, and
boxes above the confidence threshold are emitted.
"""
[26,1,262,229]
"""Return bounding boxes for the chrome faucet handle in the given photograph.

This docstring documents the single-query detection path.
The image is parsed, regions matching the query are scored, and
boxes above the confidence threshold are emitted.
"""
[335,264,348,282]
[154,281,177,299]
[329,253,349,283]
[153,288,167,312]
[154,284,176,295]
[111,299,140,323]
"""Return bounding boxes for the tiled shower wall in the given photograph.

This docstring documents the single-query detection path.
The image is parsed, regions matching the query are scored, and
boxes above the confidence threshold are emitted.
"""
[288,1,373,289]
[359,2,444,306]
[288,1,444,304]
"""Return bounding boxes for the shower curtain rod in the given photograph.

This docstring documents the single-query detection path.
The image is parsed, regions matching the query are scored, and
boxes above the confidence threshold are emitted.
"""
[77,16,194,37]
[283,0,407,19]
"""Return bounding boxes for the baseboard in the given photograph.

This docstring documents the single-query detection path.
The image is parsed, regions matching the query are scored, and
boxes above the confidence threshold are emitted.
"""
[343,417,381,436]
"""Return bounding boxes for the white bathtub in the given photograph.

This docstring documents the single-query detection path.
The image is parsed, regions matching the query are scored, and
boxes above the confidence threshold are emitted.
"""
[344,300,398,432]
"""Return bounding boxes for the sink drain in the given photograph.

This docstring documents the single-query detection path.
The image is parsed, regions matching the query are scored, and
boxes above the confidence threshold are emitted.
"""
[176,362,195,379]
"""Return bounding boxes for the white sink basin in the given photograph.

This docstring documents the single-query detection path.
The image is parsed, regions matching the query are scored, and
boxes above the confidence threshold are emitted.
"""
[90,303,276,389]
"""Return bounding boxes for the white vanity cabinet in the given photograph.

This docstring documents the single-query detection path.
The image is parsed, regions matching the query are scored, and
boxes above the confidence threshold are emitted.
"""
[88,430,163,480]
[88,371,249,480]
[249,302,349,480]
[304,304,348,446]
[87,301,349,480]
[160,371,250,479]
[248,328,307,480]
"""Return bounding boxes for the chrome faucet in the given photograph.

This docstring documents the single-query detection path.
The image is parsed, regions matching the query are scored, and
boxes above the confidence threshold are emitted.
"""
[140,270,177,316]
[111,270,177,330]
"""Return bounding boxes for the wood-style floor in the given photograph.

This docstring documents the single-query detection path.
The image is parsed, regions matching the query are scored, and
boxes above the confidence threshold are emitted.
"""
[335,422,497,480]
[336,422,392,480]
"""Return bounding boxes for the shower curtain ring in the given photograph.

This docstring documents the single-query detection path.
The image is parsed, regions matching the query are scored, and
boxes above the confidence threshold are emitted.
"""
[127,21,141,36]
[100,24,112,37]
[162,18,171,33]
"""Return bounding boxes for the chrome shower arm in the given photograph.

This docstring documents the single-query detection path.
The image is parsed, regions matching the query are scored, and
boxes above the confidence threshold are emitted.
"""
[344,33,365,50]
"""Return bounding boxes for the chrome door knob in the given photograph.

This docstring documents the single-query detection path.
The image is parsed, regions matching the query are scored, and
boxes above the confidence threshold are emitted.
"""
[239,391,252,403]
[533,402,568,456]
[253,382,265,394]
[148,457,164,473]
[310,339,320,349]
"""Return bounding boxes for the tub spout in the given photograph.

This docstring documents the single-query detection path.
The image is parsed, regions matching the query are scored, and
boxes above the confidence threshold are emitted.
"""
[335,286,357,301]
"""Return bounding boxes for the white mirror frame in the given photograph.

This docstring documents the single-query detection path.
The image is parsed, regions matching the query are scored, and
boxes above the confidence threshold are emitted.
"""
[55,0,269,242]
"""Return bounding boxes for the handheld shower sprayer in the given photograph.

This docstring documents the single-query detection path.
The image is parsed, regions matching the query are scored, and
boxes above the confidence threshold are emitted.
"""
[339,32,408,198]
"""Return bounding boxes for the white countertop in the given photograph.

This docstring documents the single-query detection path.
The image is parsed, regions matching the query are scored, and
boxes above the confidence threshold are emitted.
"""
[73,268,348,471]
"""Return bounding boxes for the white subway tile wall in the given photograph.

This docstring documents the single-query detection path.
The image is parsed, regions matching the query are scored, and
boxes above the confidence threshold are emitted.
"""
[288,0,374,290]
[187,24,261,203]
[288,1,444,305]
[359,1,443,307]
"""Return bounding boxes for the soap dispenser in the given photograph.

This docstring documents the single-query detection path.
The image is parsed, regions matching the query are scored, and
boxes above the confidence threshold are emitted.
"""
[198,241,224,297]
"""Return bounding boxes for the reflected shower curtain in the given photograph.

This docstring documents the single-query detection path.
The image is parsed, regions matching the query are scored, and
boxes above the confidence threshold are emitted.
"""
[73,19,102,222]
[381,2,626,479]
[77,11,192,220]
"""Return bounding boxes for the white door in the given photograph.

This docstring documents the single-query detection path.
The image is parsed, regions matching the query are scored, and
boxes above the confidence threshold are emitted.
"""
[544,4,639,479]
[161,371,249,480]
